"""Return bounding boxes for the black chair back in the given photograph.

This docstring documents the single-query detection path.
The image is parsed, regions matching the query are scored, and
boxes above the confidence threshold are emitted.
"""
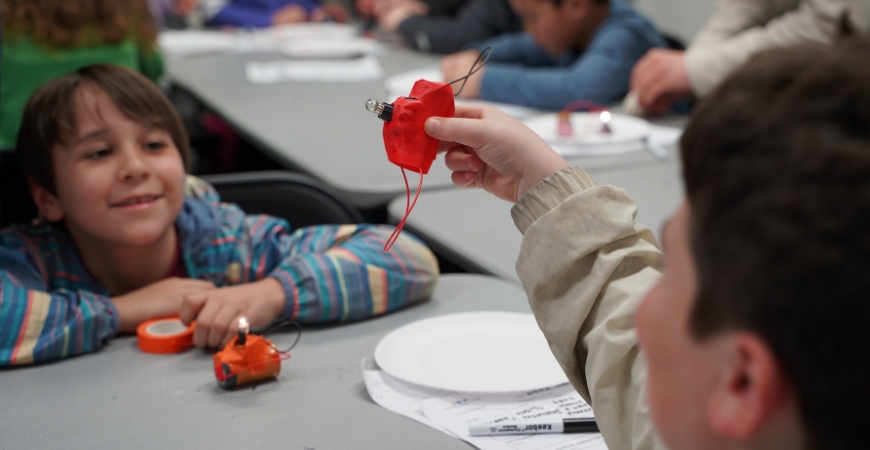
[202,171,364,227]
[0,151,38,228]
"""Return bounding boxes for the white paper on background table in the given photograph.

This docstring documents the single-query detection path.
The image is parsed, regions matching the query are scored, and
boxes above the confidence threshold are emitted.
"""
[384,67,542,120]
[245,56,384,84]
[160,24,382,59]
[374,312,568,393]
[523,112,682,157]
[363,363,608,450]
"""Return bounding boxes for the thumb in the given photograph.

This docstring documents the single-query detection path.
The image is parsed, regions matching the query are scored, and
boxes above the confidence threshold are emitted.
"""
[179,292,209,326]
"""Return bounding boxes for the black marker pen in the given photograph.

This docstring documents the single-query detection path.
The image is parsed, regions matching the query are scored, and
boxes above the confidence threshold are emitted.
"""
[469,418,599,436]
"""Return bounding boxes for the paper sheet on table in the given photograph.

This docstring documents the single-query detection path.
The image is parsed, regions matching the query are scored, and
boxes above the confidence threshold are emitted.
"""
[363,361,608,450]
[362,362,456,437]
[246,57,384,84]
[384,66,542,120]
[160,24,380,59]
[159,31,236,58]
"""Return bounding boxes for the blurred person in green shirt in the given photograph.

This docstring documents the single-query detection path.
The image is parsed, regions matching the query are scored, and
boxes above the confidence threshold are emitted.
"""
[1,0,163,149]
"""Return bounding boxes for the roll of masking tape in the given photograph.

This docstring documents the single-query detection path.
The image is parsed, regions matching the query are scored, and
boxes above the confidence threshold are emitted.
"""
[137,317,195,353]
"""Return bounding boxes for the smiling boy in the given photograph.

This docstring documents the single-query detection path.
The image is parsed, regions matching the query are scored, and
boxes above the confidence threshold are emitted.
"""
[0,65,438,365]
[440,0,664,110]
[426,36,870,449]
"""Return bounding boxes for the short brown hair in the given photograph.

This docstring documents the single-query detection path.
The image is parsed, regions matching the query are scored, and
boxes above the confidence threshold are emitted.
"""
[1,0,157,51]
[16,65,190,195]
[681,36,870,449]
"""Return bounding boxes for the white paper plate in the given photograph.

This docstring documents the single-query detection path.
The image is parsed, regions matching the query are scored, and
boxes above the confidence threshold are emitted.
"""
[374,311,569,393]
[524,112,651,156]
[281,38,383,59]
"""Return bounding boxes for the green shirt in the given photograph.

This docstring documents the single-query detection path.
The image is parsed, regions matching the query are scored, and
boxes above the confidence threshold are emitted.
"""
[0,36,163,150]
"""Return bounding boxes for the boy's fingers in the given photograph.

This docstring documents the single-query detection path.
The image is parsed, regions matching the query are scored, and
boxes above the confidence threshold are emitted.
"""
[444,149,481,172]
[453,104,486,119]
[451,171,477,188]
[208,307,239,348]
[179,292,208,325]
[191,298,222,347]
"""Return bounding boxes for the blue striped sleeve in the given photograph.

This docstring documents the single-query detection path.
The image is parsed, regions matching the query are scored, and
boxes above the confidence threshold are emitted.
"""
[0,232,119,366]
[237,219,439,324]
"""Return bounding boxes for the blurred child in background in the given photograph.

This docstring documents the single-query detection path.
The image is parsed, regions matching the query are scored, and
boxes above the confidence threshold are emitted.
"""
[0,0,162,150]
[372,0,521,54]
[629,0,870,114]
[440,0,665,110]
[200,0,348,27]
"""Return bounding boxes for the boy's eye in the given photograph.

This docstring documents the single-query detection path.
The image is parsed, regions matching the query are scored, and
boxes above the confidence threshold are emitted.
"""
[145,141,167,151]
[87,149,112,160]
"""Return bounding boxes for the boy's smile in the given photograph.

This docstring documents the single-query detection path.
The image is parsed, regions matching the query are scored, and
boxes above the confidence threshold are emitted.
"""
[33,85,186,248]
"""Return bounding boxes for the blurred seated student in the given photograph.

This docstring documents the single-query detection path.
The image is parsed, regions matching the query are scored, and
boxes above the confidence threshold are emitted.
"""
[629,0,870,114]
[0,0,162,150]
[0,65,439,366]
[372,0,522,54]
[440,0,665,110]
[201,0,348,27]
[424,36,870,450]
[149,0,200,28]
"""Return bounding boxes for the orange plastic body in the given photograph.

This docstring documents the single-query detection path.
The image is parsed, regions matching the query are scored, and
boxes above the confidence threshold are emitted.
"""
[137,318,195,353]
[213,334,282,389]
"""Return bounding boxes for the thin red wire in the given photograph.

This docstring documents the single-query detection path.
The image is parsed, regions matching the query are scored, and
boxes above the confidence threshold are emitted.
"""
[384,168,424,252]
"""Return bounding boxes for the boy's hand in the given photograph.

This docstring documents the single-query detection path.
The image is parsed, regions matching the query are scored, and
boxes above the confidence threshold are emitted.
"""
[442,51,485,99]
[425,105,568,202]
[630,49,692,114]
[111,278,216,333]
[178,278,286,348]
[272,4,308,24]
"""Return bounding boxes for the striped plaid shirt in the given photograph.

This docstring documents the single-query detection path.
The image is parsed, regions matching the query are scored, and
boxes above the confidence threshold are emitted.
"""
[0,177,439,366]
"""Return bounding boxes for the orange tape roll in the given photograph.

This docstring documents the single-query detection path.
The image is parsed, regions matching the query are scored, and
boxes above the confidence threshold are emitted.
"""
[137,317,195,353]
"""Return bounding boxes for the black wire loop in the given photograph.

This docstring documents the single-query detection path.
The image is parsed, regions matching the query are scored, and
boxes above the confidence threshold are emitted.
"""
[447,47,493,97]
[262,320,302,353]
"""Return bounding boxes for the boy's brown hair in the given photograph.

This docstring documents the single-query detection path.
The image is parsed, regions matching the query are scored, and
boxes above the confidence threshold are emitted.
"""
[16,65,191,195]
[681,36,870,449]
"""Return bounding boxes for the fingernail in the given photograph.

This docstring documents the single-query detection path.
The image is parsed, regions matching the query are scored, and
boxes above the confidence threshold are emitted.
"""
[426,118,440,136]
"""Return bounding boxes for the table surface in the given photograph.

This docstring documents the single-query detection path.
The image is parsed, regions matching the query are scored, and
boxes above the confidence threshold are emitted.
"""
[0,274,532,450]
[390,162,684,283]
[165,50,684,208]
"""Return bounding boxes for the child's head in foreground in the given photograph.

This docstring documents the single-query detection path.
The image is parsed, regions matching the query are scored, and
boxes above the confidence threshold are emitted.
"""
[16,65,190,248]
[635,36,870,450]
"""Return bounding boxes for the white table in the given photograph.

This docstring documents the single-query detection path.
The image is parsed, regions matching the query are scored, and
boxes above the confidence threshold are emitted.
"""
[166,50,685,208]
[390,163,684,283]
[0,274,532,449]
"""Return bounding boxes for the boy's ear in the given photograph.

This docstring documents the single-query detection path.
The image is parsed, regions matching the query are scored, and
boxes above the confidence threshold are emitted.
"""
[29,177,65,222]
[705,333,794,441]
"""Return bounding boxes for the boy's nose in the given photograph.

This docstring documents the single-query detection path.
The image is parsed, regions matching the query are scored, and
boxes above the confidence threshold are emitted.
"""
[117,147,151,181]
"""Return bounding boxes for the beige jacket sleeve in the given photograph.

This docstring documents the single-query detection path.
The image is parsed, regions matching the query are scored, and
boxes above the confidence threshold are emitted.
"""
[512,166,666,450]
[685,0,870,96]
